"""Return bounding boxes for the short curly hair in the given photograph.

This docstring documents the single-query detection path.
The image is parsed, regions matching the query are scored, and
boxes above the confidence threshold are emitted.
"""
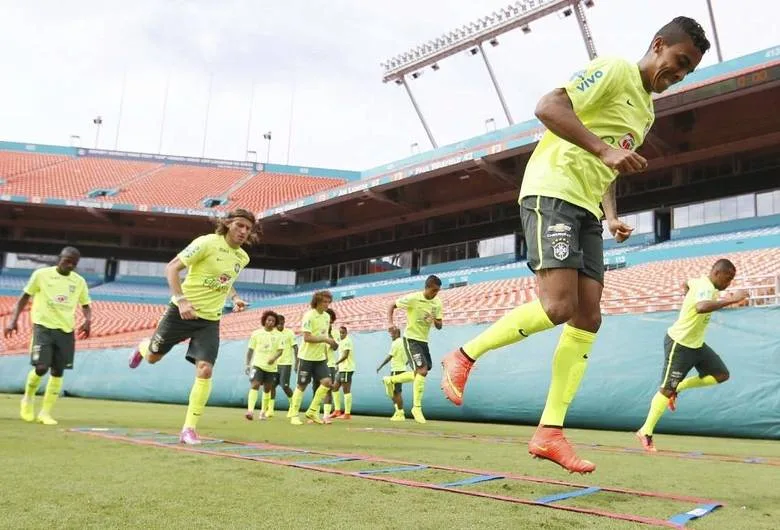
[261,310,278,327]
[655,16,710,55]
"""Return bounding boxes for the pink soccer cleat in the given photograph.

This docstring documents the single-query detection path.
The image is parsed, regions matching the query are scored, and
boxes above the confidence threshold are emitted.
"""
[179,428,201,445]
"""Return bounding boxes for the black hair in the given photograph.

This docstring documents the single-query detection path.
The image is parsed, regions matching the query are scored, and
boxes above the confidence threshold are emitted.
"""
[425,275,442,288]
[654,16,710,55]
[60,246,81,258]
[261,310,278,326]
[339,325,347,333]
[276,314,285,323]
[712,258,736,274]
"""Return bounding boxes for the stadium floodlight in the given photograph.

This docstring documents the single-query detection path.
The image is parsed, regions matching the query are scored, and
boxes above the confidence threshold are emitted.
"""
[381,0,598,147]
[263,131,272,164]
[92,116,103,149]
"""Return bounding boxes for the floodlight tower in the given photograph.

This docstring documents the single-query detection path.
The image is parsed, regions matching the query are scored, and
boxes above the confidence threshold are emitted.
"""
[380,0,598,148]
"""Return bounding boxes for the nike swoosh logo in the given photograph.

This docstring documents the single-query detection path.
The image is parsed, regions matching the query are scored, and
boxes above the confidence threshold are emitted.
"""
[626,99,634,107]
[519,329,529,338]
[532,444,549,452]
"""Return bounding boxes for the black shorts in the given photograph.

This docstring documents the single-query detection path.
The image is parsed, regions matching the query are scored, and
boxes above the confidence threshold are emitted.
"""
[660,334,729,392]
[391,370,405,393]
[520,195,605,284]
[149,304,221,365]
[277,364,292,388]
[249,367,277,385]
[298,359,331,387]
[403,337,432,371]
[30,324,75,372]
[338,371,354,384]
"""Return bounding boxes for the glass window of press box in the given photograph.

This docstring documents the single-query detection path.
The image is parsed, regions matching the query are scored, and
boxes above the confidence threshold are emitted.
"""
[602,210,655,240]
[673,190,778,229]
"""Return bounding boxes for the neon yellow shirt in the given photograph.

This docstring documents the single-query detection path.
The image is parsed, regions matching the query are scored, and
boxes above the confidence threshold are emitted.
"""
[298,308,331,362]
[667,276,718,348]
[395,291,443,343]
[23,267,91,333]
[520,56,655,220]
[275,328,296,365]
[175,233,250,321]
[389,337,407,372]
[327,327,339,367]
[249,328,281,372]
[338,335,355,372]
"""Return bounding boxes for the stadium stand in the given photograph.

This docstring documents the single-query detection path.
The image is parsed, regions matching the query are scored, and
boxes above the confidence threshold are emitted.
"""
[224,172,346,212]
[0,151,69,180]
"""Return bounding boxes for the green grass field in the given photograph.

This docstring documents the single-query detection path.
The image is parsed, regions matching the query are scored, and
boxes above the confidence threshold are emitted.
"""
[3,393,778,529]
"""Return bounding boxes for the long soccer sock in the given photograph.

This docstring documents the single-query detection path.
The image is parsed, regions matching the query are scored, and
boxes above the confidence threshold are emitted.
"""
[676,375,718,393]
[344,393,353,415]
[539,324,596,427]
[413,373,425,409]
[40,376,63,415]
[138,338,150,359]
[324,404,333,417]
[640,392,669,436]
[332,390,342,412]
[289,388,303,416]
[24,369,42,400]
[268,398,275,414]
[390,371,414,384]
[261,391,271,413]
[183,377,212,430]
[307,385,329,415]
[393,402,401,413]
[247,389,259,412]
[462,299,555,360]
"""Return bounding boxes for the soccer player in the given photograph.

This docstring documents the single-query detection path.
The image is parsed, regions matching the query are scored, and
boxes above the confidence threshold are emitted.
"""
[275,315,297,418]
[4,247,91,425]
[127,209,255,444]
[386,275,443,424]
[376,326,409,421]
[636,259,747,451]
[287,290,339,425]
[331,325,355,419]
[244,310,282,420]
[318,308,340,419]
[439,17,711,473]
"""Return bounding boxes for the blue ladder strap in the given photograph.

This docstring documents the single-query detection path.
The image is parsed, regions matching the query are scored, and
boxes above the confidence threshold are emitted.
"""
[359,465,428,475]
[438,475,504,488]
[296,457,359,465]
[535,487,602,504]
[214,445,279,452]
[241,450,307,458]
[668,503,722,525]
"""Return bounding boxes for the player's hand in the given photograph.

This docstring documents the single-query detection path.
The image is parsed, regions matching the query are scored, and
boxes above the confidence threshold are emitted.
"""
[423,313,434,324]
[232,298,248,313]
[327,338,339,350]
[177,298,197,320]
[77,321,91,340]
[3,321,18,339]
[607,218,634,243]
[244,365,251,375]
[376,367,381,374]
[599,147,648,174]
[727,289,749,303]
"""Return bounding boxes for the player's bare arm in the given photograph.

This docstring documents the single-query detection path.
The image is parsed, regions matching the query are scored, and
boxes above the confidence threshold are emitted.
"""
[695,290,749,314]
[78,304,92,339]
[303,331,337,349]
[602,181,633,243]
[387,303,398,333]
[165,257,196,320]
[376,355,392,373]
[336,349,350,365]
[535,88,647,174]
[3,292,30,338]
[229,287,247,312]
[244,348,254,374]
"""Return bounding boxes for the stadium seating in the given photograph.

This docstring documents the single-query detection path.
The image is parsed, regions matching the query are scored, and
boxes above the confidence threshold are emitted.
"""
[0,151,69,180]
[225,172,345,212]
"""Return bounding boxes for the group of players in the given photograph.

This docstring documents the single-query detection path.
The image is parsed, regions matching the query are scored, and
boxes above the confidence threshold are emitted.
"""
[3,16,749,475]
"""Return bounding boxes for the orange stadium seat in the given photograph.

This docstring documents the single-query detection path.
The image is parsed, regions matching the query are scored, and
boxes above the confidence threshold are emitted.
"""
[0,151,69,180]
[226,172,345,212]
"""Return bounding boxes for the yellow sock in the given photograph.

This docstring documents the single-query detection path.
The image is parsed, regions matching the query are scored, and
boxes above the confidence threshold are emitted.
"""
[183,377,212,429]
[539,324,596,426]
[393,403,400,412]
[676,375,718,392]
[40,376,63,415]
[324,403,332,416]
[247,389,259,412]
[268,398,275,413]
[332,390,342,412]
[289,388,303,415]
[307,385,329,415]
[344,393,352,415]
[640,392,669,436]
[139,339,150,359]
[463,299,555,360]
[261,391,271,413]
[413,373,425,408]
[390,371,414,384]
[24,369,42,399]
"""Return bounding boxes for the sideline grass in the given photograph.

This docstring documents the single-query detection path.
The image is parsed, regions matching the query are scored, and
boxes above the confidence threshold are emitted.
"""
[2,394,778,529]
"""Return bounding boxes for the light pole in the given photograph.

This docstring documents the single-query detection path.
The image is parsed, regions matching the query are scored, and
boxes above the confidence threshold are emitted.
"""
[705,0,724,63]
[263,132,272,164]
[92,116,103,148]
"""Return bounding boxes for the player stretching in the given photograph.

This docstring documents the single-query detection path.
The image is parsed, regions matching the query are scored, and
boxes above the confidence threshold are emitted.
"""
[128,209,255,444]
[4,247,91,425]
[376,326,409,421]
[636,259,746,451]
[287,291,339,425]
[244,310,282,420]
[386,275,443,424]
[331,325,355,419]
[275,315,298,418]
[440,17,710,473]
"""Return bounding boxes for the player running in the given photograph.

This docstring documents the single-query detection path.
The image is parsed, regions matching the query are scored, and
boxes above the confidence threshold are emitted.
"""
[275,314,297,417]
[439,17,711,473]
[244,310,282,420]
[636,259,747,451]
[376,326,409,421]
[331,325,355,419]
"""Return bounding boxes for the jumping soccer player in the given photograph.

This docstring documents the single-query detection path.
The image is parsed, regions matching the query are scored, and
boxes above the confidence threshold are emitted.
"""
[386,274,443,424]
[376,326,409,421]
[440,17,711,473]
[128,209,255,444]
[4,247,91,425]
[275,315,297,418]
[244,310,282,420]
[636,259,747,451]
[287,291,339,425]
[331,325,355,419]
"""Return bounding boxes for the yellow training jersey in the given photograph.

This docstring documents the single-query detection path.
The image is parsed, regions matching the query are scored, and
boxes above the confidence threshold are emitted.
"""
[395,291,443,343]
[249,328,281,372]
[667,276,719,348]
[327,327,339,367]
[520,56,655,220]
[389,337,407,372]
[23,266,91,333]
[276,328,296,365]
[338,335,355,372]
[175,233,250,321]
[299,308,331,362]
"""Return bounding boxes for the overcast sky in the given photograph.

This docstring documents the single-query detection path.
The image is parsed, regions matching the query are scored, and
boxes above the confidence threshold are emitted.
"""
[0,0,777,171]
